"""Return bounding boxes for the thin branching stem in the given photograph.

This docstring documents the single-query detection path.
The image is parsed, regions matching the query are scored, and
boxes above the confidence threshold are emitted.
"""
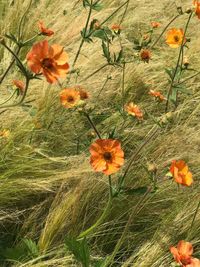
[165,12,193,112]
[151,14,180,49]
[72,0,93,68]
[84,112,102,139]
[118,126,159,191]
[0,46,21,84]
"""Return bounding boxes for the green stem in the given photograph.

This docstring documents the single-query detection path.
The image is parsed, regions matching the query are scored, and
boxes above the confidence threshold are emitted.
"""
[151,14,180,49]
[179,71,200,85]
[72,0,93,68]
[0,46,21,84]
[84,112,102,139]
[103,187,151,267]
[0,90,17,105]
[0,77,30,109]
[121,62,126,109]
[80,64,109,83]
[78,198,112,239]
[18,0,33,40]
[190,199,200,232]
[118,127,158,192]
[165,12,193,112]
[0,42,27,75]
[109,175,113,198]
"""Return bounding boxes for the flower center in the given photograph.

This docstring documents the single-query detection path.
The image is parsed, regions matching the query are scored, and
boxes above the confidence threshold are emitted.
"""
[103,152,112,161]
[41,58,54,70]
[67,96,74,102]
[174,35,180,42]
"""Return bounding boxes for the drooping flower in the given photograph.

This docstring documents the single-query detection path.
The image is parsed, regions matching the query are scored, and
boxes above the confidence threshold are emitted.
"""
[60,88,80,108]
[38,21,54,36]
[140,49,151,63]
[166,28,185,48]
[125,102,143,120]
[111,24,122,34]
[148,89,165,101]
[151,21,161,28]
[193,1,200,19]
[13,80,25,94]
[26,40,69,83]
[169,160,193,186]
[0,129,10,138]
[170,240,200,267]
[90,139,124,175]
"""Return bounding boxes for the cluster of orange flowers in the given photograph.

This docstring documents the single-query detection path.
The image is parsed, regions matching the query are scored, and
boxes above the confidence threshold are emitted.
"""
[9,6,198,265]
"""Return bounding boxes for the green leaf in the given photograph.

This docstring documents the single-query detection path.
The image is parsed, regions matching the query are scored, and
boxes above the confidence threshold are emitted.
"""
[121,186,149,195]
[102,41,110,62]
[92,29,107,41]
[0,239,39,262]
[174,85,192,95]
[92,2,103,11]
[116,49,123,63]
[165,68,174,80]
[65,237,90,267]
[169,88,177,104]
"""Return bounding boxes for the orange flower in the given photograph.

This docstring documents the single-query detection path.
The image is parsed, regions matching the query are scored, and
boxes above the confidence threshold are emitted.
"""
[151,21,161,28]
[140,49,151,63]
[170,240,200,267]
[38,21,54,36]
[111,24,122,34]
[75,86,89,100]
[125,102,143,120]
[148,89,165,101]
[166,28,185,48]
[13,80,25,93]
[193,1,200,19]
[170,160,193,186]
[60,88,80,108]
[90,139,124,175]
[26,40,69,83]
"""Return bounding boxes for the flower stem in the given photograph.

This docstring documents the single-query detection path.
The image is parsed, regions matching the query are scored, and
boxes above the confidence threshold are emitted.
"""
[78,197,112,239]
[165,12,193,112]
[190,199,200,233]
[151,14,180,49]
[0,77,30,109]
[72,0,93,68]
[118,126,159,192]
[84,112,102,139]
[0,46,21,84]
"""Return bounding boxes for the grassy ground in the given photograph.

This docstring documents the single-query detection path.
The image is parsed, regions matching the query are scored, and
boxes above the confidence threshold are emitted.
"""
[0,0,200,266]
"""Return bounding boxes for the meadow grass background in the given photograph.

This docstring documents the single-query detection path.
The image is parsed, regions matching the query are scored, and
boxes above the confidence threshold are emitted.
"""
[0,0,200,266]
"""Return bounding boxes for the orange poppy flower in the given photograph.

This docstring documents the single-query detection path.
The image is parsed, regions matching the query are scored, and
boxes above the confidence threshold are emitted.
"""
[170,240,200,267]
[140,49,151,63]
[13,80,25,93]
[166,28,185,48]
[111,24,122,34]
[90,139,124,175]
[38,21,54,36]
[60,88,80,108]
[125,102,143,120]
[26,40,69,84]
[193,1,200,19]
[148,90,165,101]
[170,160,193,186]
[151,21,161,28]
